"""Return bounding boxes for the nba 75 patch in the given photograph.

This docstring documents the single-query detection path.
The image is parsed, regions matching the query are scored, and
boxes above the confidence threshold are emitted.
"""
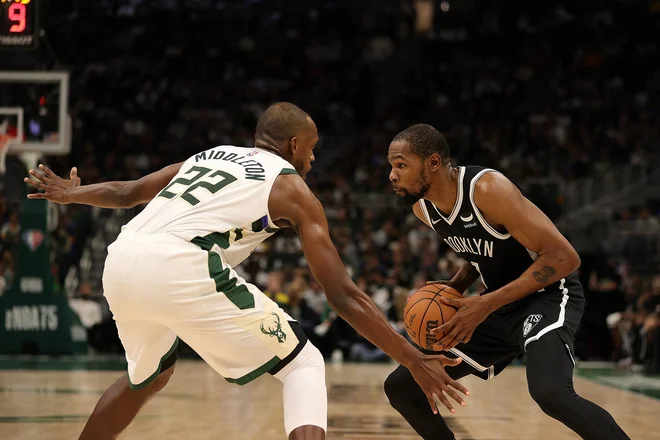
[522,314,543,337]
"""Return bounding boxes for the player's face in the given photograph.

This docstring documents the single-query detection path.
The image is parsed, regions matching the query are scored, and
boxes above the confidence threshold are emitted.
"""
[291,119,318,180]
[387,141,431,206]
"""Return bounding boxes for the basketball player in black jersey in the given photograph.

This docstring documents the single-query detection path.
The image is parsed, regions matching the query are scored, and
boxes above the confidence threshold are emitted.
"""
[385,124,630,440]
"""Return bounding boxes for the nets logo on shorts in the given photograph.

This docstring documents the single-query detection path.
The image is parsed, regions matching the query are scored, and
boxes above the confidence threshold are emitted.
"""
[260,312,287,343]
[522,314,543,337]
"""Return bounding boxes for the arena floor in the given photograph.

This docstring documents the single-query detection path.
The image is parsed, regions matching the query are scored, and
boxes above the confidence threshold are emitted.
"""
[1,358,658,439]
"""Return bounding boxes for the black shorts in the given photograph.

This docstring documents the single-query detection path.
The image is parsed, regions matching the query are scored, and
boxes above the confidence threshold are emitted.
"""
[436,288,585,381]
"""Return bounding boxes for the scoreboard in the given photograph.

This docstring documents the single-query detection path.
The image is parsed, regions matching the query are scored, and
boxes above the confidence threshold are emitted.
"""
[0,0,38,50]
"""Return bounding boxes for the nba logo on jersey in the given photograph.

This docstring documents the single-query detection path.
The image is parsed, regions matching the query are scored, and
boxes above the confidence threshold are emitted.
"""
[247,150,259,157]
[522,314,543,337]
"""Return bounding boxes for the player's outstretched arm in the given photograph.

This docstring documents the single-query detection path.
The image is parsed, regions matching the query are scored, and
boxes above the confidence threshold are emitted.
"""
[25,163,183,208]
[269,174,470,414]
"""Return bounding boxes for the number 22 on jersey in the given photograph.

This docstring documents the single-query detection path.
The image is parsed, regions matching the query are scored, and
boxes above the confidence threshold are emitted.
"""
[158,166,237,206]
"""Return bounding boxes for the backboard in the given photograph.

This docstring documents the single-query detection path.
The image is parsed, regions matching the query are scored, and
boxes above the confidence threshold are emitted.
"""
[0,70,70,156]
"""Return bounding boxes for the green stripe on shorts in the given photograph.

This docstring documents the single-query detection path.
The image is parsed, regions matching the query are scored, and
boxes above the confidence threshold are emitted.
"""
[192,232,255,309]
[128,338,180,391]
[207,253,255,309]
[191,232,230,251]
[224,355,281,385]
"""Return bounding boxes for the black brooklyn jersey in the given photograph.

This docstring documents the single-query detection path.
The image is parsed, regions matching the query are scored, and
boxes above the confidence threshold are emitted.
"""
[420,166,583,299]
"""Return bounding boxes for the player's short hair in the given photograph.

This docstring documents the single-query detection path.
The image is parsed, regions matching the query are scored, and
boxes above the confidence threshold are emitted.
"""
[392,124,450,165]
[255,102,311,143]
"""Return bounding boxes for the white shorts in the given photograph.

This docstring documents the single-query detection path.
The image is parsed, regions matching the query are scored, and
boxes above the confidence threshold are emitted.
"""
[103,230,300,389]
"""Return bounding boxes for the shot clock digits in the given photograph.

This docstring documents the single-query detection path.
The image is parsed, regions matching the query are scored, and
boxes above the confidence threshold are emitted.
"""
[0,0,38,50]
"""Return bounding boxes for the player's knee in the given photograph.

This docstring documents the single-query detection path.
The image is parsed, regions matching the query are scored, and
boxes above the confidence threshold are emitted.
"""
[306,343,324,370]
[277,342,327,436]
[288,342,324,375]
[384,367,417,409]
[275,341,325,383]
[383,370,400,403]
[528,379,565,413]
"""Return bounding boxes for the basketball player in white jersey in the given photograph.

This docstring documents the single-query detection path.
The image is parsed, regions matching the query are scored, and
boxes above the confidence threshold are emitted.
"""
[25,103,468,440]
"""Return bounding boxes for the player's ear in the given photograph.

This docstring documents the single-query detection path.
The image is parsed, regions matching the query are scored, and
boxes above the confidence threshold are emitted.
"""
[289,136,298,155]
[428,153,442,171]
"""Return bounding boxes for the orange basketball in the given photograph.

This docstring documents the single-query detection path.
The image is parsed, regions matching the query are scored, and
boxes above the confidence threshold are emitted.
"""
[403,283,463,351]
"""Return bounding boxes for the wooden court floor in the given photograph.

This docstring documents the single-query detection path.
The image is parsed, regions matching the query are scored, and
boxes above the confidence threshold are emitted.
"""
[1,360,658,439]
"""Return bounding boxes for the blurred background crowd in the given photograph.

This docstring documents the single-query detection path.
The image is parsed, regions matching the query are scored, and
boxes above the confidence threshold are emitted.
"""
[1,0,659,373]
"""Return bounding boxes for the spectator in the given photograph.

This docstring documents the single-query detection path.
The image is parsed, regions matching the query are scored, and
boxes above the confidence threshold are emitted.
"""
[9,0,657,365]
[0,211,20,246]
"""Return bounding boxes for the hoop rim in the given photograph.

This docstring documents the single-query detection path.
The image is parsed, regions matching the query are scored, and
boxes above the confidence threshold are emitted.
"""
[0,133,17,151]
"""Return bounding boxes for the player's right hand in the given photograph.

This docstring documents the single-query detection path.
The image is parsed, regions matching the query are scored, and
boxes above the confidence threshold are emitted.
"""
[24,164,81,204]
[408,354,469,415]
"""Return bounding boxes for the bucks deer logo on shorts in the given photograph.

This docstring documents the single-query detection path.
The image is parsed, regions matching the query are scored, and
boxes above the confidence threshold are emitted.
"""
[522,314,543,337]
[260,312,287,343]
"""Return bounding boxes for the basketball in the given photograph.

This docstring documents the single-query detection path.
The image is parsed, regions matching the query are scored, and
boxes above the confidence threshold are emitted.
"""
[403,283,463,351]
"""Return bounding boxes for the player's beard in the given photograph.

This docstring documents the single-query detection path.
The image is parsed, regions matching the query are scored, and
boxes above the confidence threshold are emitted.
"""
[397,169,430,206]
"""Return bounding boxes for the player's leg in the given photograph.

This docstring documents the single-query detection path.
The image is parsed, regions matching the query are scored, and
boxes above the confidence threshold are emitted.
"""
[80,238,179,440]
[79,301,179,439]
[525,330,630,440]
[79,350,176,440]
[271,340,327,440]
[384,312,519,440]
[180,317,326,439]
[167,250,327,439]
[520,290,630,440]
[384,362,467,440]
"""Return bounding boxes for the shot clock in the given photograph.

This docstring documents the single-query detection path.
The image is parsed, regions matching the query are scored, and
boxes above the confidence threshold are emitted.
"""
[0,0,39,50]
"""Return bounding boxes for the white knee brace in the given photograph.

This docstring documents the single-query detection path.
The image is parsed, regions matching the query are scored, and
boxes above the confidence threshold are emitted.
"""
[273,341,327,436]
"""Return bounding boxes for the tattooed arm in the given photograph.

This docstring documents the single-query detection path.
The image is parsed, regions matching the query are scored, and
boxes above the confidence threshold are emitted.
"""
[474,172,581,312]
[407,173,581,351]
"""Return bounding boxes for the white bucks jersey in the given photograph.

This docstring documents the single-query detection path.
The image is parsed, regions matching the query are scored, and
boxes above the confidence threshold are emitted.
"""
[123,145,297,267]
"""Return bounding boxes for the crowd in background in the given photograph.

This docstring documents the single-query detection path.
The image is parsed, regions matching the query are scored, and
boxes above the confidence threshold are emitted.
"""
[1,0,659,371]
[0,190,18,296]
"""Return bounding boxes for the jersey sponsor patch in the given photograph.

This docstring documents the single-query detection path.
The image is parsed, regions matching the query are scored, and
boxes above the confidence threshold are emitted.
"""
[522,314,543,337]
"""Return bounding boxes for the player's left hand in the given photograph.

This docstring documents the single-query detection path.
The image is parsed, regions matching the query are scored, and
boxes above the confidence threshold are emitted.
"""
[431,295,492,351]
[24,164,81,204]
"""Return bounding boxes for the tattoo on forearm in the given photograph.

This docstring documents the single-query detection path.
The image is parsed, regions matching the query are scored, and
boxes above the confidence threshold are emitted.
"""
[532,266,556,283]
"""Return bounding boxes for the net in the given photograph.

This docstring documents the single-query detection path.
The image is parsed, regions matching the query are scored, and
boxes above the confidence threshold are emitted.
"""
[0,132,16,175]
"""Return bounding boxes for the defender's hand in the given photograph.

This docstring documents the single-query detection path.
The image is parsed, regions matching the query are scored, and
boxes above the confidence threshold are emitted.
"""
[407,354,469,414]
[431,295,492,351]
[25,164,81,204]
